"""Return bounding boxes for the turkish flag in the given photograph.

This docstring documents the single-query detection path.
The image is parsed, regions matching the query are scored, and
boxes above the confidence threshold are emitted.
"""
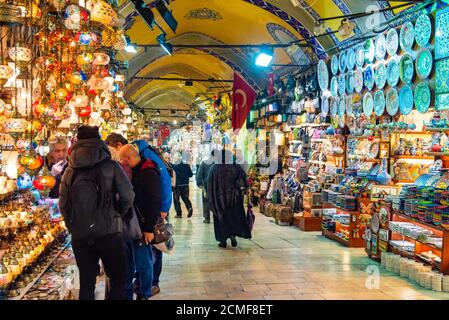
[232,72,256,131]
[268,72,275,97]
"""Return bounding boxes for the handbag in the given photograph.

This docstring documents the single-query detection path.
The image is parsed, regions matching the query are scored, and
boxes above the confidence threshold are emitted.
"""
[122,206,143,242]
[153,218,172,244]
[246,204,255,234]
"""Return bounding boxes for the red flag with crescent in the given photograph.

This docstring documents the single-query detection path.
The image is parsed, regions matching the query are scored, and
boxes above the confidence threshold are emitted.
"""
[232,72,256,131]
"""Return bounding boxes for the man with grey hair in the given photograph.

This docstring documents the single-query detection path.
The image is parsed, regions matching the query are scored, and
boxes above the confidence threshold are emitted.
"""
[46,136,69,198]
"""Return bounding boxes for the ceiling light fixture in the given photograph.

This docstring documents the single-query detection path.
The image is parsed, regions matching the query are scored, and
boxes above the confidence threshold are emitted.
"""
[255,46,274,67]
[124,35,137,53]
[157,33,173,56]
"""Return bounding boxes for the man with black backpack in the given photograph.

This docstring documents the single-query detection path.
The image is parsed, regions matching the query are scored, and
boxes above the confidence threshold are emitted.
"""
[59,126,135,300]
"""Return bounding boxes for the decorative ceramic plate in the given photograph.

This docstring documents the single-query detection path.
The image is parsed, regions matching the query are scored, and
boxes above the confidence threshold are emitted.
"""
[399,53,414,84]
[330,97,338,116]
[338,74,346,96]
[436,58,449,94]
[415,48,433,80]
[330,76,338,97]
[346,71,354,94]
[370,213,379,233]
[374,63,387,89]
[346,47,356,70]
[374,90,386,116]
[414,81,431,113]
[331,55,339,75]
[354,69,364,93]
[317,59,329,91]
[338,96,346,116]
[436,93,449,111]
[321,96,329,116]
[356,45,365,69]
[339,50,347,73]
[400,21,415,52]
[415,14,432,48]
[363,92,374,116]
[364,65,375,90]
[435,7,449,60]
[346,95,353,116]
[399,85,414,115]
[364,38,375,63]
[386,87,399,116]
[386,28,399,56]
[387,58,400,87]
[376,33,386,60]
[339,115,345,128]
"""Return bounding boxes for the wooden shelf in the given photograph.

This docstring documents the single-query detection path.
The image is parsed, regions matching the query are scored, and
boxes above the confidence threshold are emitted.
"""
[294,215,322,231]
[390,230,443,252]
[347,136,381,140]
[322,202,358,214]
[289,123,330,128]
[390,131,433,135]
[425,152,449,157]
[289,140,302,143]
[322,229,349,246]
[393,212,446,233]
[393,179,415,184]
[391,155,434,160]
[424,127,449,132]
[288,153,303,158]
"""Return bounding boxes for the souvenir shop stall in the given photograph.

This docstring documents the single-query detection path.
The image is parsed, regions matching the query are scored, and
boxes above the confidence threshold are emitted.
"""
[0,0,138,300]
[247,3,449,292]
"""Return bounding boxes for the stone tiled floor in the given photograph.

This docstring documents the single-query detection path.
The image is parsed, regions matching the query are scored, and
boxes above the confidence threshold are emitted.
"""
[151,184,449,300]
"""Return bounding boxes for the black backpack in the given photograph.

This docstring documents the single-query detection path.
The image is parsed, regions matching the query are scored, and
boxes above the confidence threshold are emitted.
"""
[66,160,115,240]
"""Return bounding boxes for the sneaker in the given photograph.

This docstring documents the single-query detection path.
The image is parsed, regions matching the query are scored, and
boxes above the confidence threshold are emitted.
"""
[218,242,227,248]
[230,236,237,247]
[151,286,160,296]
[187,208,193,218]
[203,219,210,224]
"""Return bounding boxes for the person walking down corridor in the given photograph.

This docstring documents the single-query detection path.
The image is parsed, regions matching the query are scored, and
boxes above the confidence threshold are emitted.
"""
[172,152,193,218]
[196,151,215,223]
[207,149,251,248]
[119,144,161,300]
[59,126,135,300]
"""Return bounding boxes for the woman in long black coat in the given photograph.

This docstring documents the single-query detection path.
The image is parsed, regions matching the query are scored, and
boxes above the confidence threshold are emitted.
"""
[207,150,251,248]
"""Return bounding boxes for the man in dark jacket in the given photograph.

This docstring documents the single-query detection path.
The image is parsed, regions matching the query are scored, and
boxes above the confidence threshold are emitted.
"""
[46,136,69,198]
[196,151,215,223]
[59,126,135,300]
[119,144,161,300]
[172,151,193,218]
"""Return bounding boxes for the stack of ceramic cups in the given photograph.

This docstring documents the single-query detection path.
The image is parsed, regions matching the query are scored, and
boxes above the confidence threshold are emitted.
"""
[432,273,443,292]
[443,276,449,292]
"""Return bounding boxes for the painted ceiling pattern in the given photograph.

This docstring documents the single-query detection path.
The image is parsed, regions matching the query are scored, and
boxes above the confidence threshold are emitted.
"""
[121,0,433,119]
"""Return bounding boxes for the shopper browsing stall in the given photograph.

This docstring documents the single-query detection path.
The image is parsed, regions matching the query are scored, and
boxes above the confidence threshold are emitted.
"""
[46,136,69,199]
[172,151,194,218]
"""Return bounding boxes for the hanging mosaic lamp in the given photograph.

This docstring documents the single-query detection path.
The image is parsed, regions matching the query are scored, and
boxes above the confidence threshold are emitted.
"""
[0,62,13,86]
[90,0,117,27]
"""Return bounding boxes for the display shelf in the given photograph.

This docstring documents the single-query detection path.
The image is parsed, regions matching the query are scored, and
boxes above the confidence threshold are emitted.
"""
[322,202,358,214]
[393,179,415,184]
[347,135,381,140]
[288,153,303,158]
[9,238,70,301]
[390,131,433,135]
[424,127,449,132]
[289,140,302,144]
[310,160,327,165]
[390,230,442,252]
[289,123,330,128]
[293,215,322,231]
[310,138,327,142]
[322,229,350,246]
[308,174,317,179]
[391,155,435,160]
[393,212,445,232]
[425,152,449,157]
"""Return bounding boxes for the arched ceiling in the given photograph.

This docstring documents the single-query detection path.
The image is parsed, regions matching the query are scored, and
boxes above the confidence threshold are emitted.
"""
[120,0,421,123]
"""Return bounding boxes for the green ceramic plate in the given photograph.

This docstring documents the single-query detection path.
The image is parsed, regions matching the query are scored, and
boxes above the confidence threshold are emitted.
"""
[415,14,432,48]
[317,59,329,91]
[387,58,400,87]
[415,48,433,80]
[399,53,414,84]
[400,21,415,52]
[386,87,399,116]
[399,85,414,115]
[374,63,387,89]
[386,28,399,56]
[414,81,431,113]
[363,92,374,117]
[364,38,375,63]
[374,90,386,116]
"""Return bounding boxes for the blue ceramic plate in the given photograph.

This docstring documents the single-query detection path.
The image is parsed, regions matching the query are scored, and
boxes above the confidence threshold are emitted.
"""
[331,55,339,75]
[321,96,329,116]
[346,71,354,94]
[330,97,338,116]
[363,92,374,117]
[338,74,346,96]
[346,95,353,116]
[436,58,449,94]
[346,48,356,70]
[414,81,431,113]
[356,45,365,69]
[364,65,375,90]
[330,76,338,97]
[400,22,415,52]
[416,48,433,80]
[339,50,347,73]
[399,85,414,115]
[435,7,449,60]
[376,34,386,60]
[317,59,329,91]
[386,88,399,116]
[415,14,432,48]
[338,96,346,116]
[386,28,399,56]
[374,90,385,116]
[364,38,375,63]
[374,63,387,89]
[387,58,400,87]
[354,69,363,93]
[399,53,414,84]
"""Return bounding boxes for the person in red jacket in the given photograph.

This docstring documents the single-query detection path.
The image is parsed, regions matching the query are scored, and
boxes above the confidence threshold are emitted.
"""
[119,144,161,300]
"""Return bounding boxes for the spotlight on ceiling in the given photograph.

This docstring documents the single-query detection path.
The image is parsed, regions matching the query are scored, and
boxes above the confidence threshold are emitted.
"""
[131,0,155,30]
[173,120,178,125]
[255,46,273,67]
[124,36,137,53]
[156,110,161,115]
[338,18,356,39]
[157,33,173,56]
[185,80,193,86]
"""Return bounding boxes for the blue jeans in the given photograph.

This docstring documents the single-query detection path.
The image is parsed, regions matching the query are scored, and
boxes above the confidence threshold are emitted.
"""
[125,241,153,300]
[152,247,163,286]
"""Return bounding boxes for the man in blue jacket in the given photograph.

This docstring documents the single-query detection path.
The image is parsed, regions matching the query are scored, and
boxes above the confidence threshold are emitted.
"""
[132,139,172,296]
